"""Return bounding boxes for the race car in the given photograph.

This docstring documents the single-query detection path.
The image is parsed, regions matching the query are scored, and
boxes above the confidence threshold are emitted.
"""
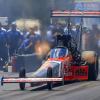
[1,35,98,90]
[1,9,99,90]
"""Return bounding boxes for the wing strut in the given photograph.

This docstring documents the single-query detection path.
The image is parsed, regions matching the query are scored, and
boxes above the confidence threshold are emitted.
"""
[68,17,70,35]
[79,18,83,51]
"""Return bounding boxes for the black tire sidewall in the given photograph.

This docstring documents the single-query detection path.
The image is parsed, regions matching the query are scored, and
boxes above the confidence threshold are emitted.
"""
[88,56,98,80]
[47,67,53,90]
[19,67,26,90]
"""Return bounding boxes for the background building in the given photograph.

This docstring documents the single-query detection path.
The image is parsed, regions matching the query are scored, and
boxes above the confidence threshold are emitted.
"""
[75,0,100,28]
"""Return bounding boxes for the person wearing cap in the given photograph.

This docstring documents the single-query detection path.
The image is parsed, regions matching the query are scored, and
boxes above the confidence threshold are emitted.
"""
[26,26,41,41]
[19,35,35,54]
[46,25,54,47]
[52,21,65,38]
[7,22,21,60]
[0,22,9,69]
[52,21,65,47]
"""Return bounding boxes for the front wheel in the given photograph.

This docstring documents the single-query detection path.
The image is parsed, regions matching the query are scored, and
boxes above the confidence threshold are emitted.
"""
[19,67,26,90]
[47,67,53,90]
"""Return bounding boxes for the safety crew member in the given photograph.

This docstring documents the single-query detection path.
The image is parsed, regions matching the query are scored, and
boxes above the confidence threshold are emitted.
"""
[26,26,40,41]
[19,35,35,54]
[0,22,9,69]
[7,22,21,60]
[26,26,41,50]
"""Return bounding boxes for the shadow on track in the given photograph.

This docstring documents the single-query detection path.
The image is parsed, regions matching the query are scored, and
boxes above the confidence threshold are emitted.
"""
[30,80,83,91]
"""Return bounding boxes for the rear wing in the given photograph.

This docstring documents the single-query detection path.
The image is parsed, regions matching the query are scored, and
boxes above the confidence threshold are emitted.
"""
[50,8,100,51]
[50,10,100,18]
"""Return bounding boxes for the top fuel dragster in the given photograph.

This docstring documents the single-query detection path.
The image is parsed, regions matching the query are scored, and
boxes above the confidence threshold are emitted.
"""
[1,8,99,90]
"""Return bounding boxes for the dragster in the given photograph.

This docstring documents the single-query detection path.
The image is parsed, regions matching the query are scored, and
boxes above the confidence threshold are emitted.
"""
[1,8,99,90]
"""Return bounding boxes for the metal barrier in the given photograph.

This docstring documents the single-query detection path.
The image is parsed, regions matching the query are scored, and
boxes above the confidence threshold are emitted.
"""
[17,54,42,72]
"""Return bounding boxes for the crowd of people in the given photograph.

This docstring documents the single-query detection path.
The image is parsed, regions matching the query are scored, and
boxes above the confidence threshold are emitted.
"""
[46,21,81,49]
[0,20,100,69]
[84,23,100,54]
[0,22,41,69]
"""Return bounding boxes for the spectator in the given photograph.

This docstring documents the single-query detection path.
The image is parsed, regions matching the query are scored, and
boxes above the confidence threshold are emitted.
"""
[88,23,100,52]
[52,21,65,38]
[19,35,35,54]
[74,23,80,41]
[0,22,8,69]
[65,23,74,36]
[52,21,65,47]
[46,25,54,47]
[34,25,41,35]
[91,23,100,40]
[7,22,21,60]
[34,25,42,41]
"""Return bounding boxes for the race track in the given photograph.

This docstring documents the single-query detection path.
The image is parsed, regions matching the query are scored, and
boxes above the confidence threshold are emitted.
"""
[0,62,100,100]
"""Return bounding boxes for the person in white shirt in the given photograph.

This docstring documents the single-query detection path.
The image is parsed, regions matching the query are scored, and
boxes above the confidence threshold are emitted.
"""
[46,25,54,43]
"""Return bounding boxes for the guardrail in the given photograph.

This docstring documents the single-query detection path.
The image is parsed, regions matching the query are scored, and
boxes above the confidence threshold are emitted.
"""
[16,54,42,72]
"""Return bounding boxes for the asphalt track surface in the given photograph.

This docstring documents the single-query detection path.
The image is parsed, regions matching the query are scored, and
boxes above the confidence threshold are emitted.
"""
[0,63,100,100]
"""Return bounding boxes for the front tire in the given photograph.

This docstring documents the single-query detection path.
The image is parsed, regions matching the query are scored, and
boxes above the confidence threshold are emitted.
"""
[19,67,26,90]
[47,67,53,90]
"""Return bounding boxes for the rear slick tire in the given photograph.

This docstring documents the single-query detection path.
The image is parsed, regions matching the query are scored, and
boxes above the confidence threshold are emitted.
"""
[81,51,99,81]
[47,67,53,90]
[88,58,98,80]
[19,67,26,90]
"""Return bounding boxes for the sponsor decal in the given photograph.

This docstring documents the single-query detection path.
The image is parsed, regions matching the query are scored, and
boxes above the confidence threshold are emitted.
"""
[75,68,87,76]
[66,65,68,72]
[65,72,72,76]
[65,66,72,72]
